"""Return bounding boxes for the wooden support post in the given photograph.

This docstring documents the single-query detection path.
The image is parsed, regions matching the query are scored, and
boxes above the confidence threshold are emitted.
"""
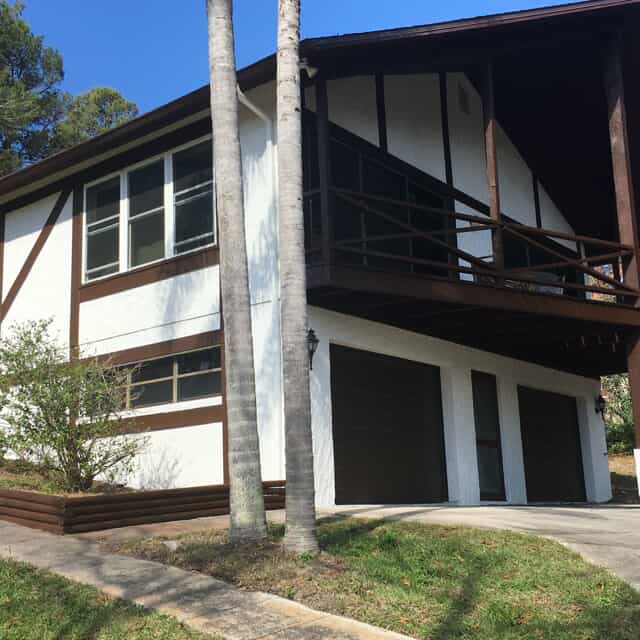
[606,30,640,455]
[482,59,504,272]
[604,30,640,294]
[316,76,332,278]
[627,335,640,449]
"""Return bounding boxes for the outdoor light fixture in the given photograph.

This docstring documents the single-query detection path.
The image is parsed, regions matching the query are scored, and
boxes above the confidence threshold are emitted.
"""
[307,328,320,370]
[595,394,606,415]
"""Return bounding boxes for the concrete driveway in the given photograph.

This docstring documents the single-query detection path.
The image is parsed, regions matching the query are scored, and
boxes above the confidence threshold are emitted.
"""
[324,504,640,590]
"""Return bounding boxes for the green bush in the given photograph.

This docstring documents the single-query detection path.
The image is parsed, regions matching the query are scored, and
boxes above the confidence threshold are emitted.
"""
[0,427,7,463]
[0,320,147,492]
[602,374,635,455]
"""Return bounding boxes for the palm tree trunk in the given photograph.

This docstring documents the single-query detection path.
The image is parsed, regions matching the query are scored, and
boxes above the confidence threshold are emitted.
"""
[207,0,266,542]
[278,0,319,554]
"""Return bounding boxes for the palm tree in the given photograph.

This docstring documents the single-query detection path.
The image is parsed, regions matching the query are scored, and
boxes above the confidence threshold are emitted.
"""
[207,0,266,542]
[277,0,319,553]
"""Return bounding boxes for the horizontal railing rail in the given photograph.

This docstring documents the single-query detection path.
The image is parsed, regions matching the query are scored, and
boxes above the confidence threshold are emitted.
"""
[304,186,639,305]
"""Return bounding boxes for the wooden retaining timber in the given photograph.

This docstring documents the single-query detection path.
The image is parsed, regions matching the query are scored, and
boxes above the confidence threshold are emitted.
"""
[0,480,285,535]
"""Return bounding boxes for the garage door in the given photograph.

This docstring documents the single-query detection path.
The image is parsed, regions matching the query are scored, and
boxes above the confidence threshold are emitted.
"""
[330,344,447,504]
[518,386,586,502]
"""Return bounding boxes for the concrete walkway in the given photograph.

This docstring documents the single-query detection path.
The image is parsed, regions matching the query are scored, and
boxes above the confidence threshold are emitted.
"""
[326,503,640,590]
[0,519,410,640]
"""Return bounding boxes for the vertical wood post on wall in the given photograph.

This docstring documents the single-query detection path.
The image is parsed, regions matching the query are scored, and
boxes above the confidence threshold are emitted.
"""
[482,58,505,273]
[316,75,333,278]
[604,29,640,450]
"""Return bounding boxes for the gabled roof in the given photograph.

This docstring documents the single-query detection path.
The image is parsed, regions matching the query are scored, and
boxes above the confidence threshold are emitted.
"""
[1,0,639,206]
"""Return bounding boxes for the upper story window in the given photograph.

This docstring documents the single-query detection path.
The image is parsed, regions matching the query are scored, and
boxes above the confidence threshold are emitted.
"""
[84,137,215,282]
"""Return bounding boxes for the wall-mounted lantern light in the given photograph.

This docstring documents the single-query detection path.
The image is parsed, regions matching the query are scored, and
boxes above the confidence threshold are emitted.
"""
[595,394,606,415]
[307,328,320,370]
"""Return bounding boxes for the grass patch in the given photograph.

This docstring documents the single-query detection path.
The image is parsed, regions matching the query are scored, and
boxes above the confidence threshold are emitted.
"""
[0,458,130,496]
[0,557,216,639]
[108,518,640,640]
[609,454,639,504]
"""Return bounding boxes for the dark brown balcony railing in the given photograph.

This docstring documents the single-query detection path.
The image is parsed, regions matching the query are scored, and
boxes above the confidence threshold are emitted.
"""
[305,186,639,306]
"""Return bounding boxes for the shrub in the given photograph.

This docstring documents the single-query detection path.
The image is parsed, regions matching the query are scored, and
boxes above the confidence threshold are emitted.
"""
[602,374,635,455]
[0,426,7,463]
[0,320,147,492]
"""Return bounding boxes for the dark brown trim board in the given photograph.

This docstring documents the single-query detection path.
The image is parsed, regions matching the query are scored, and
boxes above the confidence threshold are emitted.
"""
[104,330,222,366]
[123,405,225,435]
[69,187,83,358]
[482,59,504,271]
[0,188,71,323]
[0,212,4,311]
[79,246,219,302]
[439,72,454,188]
[375,73,388,152]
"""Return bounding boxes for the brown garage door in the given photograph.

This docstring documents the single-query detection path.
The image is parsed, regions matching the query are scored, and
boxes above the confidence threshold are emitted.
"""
[518,386,586,502]
[330,344,447,504]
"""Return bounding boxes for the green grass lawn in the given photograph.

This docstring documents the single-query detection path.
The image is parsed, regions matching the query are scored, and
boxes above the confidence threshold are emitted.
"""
[110,518,640,640]
[0,558,215,640]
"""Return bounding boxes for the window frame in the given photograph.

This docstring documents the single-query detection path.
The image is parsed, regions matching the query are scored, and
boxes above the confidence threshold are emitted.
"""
[82,135,216,284]
[121,345,222,410]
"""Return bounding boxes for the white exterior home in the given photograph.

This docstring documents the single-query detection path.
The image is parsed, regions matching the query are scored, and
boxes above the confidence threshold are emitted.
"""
[3,0,640,508]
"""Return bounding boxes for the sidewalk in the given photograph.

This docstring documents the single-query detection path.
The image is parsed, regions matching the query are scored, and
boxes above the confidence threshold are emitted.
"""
[0,519,411,640]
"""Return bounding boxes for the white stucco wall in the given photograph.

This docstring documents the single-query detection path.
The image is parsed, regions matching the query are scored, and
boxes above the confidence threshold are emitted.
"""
[308,306,611,507]
[2,191,73,343]
[327,76,379,146]
[384,73,446,182]
[121,422,225,489]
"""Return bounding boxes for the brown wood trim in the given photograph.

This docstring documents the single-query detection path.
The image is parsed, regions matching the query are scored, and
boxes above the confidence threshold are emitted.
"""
[482,59,504,271]
[316,76,332,277]
[532,174,542,229]
[221,339,229,485]
[0,212,4,311]
[605,29,640,293]
[0,189,71,322]
[1,119,212,216]
[314,264,640,327]
[79,245,219,302]
[122,405,225,434]
[439,72,454,188]
[375,73,388,152]
[69,187,83,358]
[103,330,222,366]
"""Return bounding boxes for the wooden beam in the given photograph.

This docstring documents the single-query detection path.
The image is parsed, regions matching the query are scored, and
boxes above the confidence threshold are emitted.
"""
[375,73,388,152]
[316,75,333,275]
[0,189,71,323]
[626,333,640,447]
[69,187,83,359]
[315,264,640,327]
[532,174,542,229]
[482,59,504,271]
[604,30,640,293]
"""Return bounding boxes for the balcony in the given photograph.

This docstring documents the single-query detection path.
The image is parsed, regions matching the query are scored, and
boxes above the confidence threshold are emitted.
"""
[303,115,640,377]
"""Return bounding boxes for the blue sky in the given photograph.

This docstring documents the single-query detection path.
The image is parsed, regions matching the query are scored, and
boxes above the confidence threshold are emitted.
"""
[23,0,576,114]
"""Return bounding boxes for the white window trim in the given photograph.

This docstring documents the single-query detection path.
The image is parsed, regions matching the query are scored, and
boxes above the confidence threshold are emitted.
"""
[82,134,214,284]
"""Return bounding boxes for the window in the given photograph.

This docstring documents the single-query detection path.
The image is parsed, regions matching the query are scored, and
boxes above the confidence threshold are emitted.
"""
[84,138,215,282]
[173,141,214,254]
[129,160,165,268]
[121,347,222,409]
[85,177,120,280]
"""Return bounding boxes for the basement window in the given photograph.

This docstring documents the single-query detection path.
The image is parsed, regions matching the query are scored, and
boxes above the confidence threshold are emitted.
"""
[83,136,215,282]
[121,346,222,409]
